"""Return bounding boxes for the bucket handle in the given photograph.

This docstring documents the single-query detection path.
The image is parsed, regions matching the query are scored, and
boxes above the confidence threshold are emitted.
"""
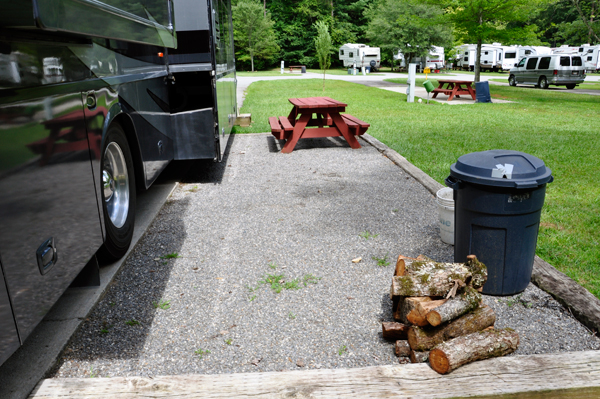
[445,175,461,190]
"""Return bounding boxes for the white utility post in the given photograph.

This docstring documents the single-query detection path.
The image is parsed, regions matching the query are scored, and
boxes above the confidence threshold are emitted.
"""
[407,63,416,103]
[281,61,284,74]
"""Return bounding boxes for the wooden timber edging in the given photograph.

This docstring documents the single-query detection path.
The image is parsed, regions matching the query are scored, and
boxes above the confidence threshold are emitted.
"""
[29,350,600,398]
[360,133,600,334]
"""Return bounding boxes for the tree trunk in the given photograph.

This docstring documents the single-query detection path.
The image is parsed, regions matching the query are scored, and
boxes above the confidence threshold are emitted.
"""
[407,298,448,327]
[407,305,495,351]
[323,69,326,92]
[382,322,410,341]
[409,349,430,363]
[429,329,519,374]
[475,10,482,83]
[427,286,482,327]
[390,262,472,297]
[395,340,411,357]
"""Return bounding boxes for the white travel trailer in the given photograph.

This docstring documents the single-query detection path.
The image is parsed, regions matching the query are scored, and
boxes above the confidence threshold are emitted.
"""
[457,44,476,70]
[501,46,552,71]
[553,44,600,71]
[394,46,445,70]
[457,44,552,71]
[339,44,381,70]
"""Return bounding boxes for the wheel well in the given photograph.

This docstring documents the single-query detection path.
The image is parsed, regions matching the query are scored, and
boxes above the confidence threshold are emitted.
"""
[112,114,145,192]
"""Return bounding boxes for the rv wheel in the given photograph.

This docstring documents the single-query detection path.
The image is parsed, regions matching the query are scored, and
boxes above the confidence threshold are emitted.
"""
[538,77,549,90]
[508,75,516,86]
[97,123,136,262]
[566,84,576,89]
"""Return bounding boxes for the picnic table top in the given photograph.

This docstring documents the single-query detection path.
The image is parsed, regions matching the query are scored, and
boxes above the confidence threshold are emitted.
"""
[288,97,347,109]
[436,79,475,84]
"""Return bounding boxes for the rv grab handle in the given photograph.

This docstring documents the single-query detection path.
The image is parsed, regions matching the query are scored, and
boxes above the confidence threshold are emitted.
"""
[445,175,461,190]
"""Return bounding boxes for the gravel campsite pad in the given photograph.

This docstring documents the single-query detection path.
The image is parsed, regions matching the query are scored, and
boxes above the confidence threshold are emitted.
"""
[51,134,599,378]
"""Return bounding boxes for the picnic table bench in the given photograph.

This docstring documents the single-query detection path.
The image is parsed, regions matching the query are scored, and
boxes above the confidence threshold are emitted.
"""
[269,97,369,153]
[432,79,476,101]
[289,65,306,73]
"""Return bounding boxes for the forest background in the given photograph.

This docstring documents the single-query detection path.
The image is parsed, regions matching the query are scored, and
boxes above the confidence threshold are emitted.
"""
[231,0,600,71]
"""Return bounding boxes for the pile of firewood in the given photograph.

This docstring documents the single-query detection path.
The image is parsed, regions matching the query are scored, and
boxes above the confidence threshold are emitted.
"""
[382,254,519,374]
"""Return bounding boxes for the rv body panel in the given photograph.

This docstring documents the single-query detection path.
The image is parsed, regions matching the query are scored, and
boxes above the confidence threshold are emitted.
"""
[339,44,380,70]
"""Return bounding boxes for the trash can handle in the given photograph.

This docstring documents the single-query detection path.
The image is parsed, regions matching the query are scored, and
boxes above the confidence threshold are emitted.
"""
[445,175,461,190]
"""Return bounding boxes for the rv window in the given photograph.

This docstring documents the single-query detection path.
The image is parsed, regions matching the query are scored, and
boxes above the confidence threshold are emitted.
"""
[484,51,488,55]
[340,50,344,55]
[560,56,570,66]
[525,50,532,55]
[464,52,468,55]
[505,52,516,59]
[538,57,551,69]
[464,57,468,61]
[349,52,353,58]
[579,48,584,52]
[526,57,538,70]
[589,49,594,53]
[572,56,583,66]
[588,56,593,61]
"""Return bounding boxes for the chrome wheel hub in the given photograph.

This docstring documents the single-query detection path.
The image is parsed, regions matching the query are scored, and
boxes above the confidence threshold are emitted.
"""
[102,142,129,228]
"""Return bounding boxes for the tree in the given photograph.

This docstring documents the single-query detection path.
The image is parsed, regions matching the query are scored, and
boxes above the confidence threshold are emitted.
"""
[365,0,453,69]
[314,20,333,91]
[570,0,600,42]
[431,0,544,82]
[232,0,280,71]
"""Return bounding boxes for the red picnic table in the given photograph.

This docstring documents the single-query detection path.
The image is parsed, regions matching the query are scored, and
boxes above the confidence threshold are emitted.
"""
[432,80,476,101]
[268,97,369,153]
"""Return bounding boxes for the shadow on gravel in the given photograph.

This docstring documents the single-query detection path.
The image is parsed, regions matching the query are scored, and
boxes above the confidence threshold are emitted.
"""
[266,135,351,153]
[48,135,238,373]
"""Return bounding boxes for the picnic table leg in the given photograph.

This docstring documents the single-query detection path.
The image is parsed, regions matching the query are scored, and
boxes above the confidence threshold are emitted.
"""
[287,107,298,125]
[282,112,310,153]
[466,84,476,100]
[448,83,456,101]
[330,113,361,149]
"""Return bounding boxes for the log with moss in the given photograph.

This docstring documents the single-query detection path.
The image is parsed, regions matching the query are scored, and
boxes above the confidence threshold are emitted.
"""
[464,255,487,290]
[390,261,473,297]
[394,254,432,277]
[426,286,482,327]
[382,322,410,341]
[395,340,411,357]
[429,328,519,374]
[409,349,430,363]
[407,298,448,327]
[407,305,496,351]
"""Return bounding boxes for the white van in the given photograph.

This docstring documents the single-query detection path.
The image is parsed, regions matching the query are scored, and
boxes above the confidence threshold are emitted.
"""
[508,54,586,89]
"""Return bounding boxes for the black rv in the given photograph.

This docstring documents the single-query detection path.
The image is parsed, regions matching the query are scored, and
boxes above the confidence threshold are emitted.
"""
[0,0,236,367]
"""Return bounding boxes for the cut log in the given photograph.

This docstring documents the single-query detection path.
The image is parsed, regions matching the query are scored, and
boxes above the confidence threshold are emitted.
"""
[465,255,488,289]
[409,349,430,363]
[408,305,496,351]
[382,322,410,341]
[427,286,482,327]
[395,340,411,357]
[429,328,519,374]
[390,262,472,297]
[394,254,432,277]
[394,297,431,324]
[407,299,448,327]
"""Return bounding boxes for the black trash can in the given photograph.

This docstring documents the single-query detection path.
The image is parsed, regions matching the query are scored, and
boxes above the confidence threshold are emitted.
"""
[301,66,306,73]
[445,150,553,296]
[475,81,492,103]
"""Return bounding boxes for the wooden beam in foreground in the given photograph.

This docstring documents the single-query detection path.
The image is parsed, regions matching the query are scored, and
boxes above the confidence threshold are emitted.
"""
[30,350,600,398]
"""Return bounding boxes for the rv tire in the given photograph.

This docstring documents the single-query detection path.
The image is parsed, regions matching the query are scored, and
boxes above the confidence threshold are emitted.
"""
[97,123,136,262]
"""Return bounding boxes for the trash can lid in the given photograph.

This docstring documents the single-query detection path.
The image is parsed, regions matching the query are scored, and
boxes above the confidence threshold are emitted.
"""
[449,150,553,189]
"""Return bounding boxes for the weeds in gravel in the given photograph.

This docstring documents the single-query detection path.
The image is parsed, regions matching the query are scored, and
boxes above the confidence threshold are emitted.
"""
[161,253,181,260]
[224,338,232,345]
[268,261,278,269]
[195,348,210,359]
[338,345,348,355]
[125,319,140,326]
[359,231,378,240]
[188,185,199,193]
[153,299,171,310]
[303,273,321,286]
[89,366,98,378]
[249,295,257,302]
[372,254,390,267]
[288,312,296,319]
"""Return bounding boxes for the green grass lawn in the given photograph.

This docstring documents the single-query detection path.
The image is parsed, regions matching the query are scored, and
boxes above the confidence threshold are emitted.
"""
[487,78,600,90]
[235,78,600,299]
